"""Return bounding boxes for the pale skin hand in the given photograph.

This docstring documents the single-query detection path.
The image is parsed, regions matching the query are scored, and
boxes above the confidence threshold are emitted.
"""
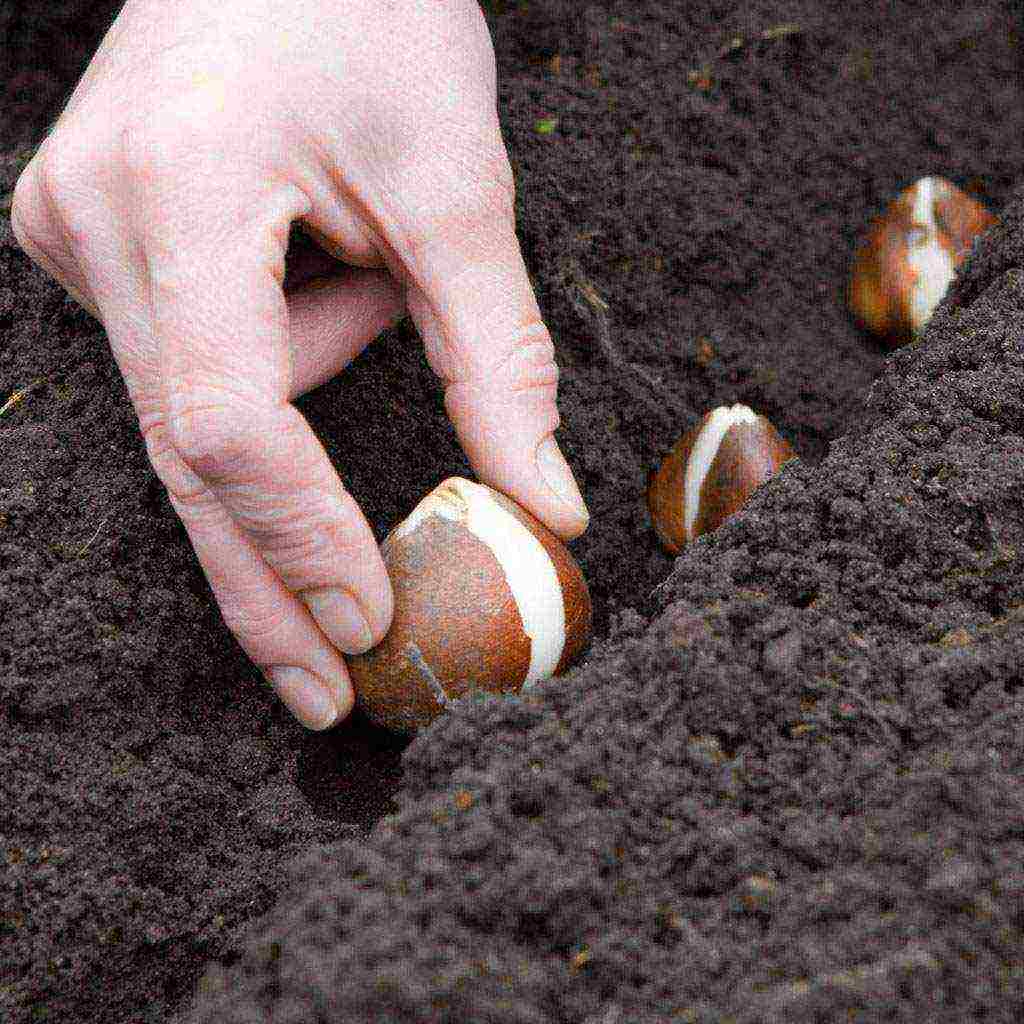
[10,0,590,731]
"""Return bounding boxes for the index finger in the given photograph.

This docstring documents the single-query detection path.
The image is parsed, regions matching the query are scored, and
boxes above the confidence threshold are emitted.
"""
[398,205,590,541]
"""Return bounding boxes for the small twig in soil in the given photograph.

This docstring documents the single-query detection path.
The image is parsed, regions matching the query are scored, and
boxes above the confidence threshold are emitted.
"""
[718,22,803,57]
[76,516,110,558]
[689,22,803,89]
[563,257,666,394]
[760,22,803,43]
[0,379,45,418]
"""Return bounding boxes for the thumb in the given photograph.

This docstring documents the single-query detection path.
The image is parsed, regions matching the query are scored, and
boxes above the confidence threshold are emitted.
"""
[403,232,590,540]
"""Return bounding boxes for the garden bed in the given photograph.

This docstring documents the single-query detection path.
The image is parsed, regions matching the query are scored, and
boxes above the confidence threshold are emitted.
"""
[2,2,1024,1021]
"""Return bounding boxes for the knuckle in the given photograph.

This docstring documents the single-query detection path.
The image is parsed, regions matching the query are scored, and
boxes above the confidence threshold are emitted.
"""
[249,502,365,591]
[142,421,212,508]
[219,592,288,647]
[519,325,558,365]
[141,418,176,471]
[242,500,320,554]
[256,530,332,588]
[310,512,368,573]
[484,329,560,391]
[510,350,560,395]
[12,129,112,255]
[164,394,262,482]
[33,144,71,206]
[33,129,99,213]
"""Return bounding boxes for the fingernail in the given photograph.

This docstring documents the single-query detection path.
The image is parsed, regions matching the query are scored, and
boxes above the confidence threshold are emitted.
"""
[536,435,590,523]
[303,587,375,655]
[265,666,339,730]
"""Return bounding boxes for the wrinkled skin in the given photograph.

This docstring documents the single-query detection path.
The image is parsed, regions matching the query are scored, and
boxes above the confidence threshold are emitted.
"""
[11,0,590,730]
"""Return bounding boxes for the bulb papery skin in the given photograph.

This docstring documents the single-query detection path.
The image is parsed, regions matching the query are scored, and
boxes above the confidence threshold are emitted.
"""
[348,477,592,734]
[647,405,796,555]
[682,404,760,542]
[848,175,997,347]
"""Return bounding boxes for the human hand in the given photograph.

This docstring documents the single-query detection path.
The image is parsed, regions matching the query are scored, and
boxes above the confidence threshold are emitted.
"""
[10,0,590,731]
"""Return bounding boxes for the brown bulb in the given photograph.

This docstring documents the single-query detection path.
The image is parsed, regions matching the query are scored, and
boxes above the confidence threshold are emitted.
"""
[849,175,996,348]
[647,404,796,555]
[347,477,592,734]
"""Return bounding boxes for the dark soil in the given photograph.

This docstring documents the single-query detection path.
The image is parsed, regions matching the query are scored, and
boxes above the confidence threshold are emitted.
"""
[3,1,1024,1021]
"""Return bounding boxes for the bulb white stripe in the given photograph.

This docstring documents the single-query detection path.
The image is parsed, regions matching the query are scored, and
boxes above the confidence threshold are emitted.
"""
[907,176,955,332]
[393,479,565,687]
[683,404,758,540]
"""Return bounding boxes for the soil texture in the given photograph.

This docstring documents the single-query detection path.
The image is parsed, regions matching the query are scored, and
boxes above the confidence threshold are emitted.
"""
[3,1,1024,1022]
